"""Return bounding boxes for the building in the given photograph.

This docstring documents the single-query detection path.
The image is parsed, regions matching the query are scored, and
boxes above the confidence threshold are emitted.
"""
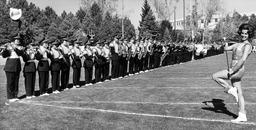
[170,13,223,31]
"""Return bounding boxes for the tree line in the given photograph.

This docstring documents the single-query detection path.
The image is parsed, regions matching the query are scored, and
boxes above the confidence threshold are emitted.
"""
[0,0,136,45]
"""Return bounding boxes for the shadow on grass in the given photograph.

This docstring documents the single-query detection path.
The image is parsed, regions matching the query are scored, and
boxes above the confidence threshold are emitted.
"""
[202,99,237,118]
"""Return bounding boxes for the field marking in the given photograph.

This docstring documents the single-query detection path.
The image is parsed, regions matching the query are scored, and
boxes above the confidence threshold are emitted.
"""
[19,101,256,126]
[126,77,256,80]
[76,86,256,90]
[34,100,256,106]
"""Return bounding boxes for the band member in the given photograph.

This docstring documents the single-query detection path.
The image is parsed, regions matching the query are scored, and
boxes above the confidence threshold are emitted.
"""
[153,41,163,68]
[36,39,50,96]
[160,42,170,66]
[121,39,129,77]
[22,44,37,99]
[134,40,140,73]
[142,39,149,71]
[71,41,82,88]
[93,41,104,83]
[212,23,254,123]
[49,41,62,94]
[126,38,132,75]
[82,41,94,86]
[138,40,144,72]
[59,38,71,90]
[3,35,23,104]
[129,38,136,75]
[118,39,124,77]
[149,39,156,69]
[102,40,111,80]
[109,36,119,79]
[147,38,153,69]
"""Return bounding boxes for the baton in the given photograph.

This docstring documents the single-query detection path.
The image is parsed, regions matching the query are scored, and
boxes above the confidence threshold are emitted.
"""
[223,37,230,78]
[223,37,229,70]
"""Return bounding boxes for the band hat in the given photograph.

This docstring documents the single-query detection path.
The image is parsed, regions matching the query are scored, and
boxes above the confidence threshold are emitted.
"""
[53,39,63,46]
[13,34,21,39]
[10,8,22,20]
[74,40,82,45]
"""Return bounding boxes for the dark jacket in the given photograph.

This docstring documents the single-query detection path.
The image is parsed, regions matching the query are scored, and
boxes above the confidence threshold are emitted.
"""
[50,58,62,71]
[72,55,82,68]
[83,55,94,68]
[4,58,21,72]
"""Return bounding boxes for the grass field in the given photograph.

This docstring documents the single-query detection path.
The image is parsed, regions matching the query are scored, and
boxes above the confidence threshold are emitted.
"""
[1,53,256,129]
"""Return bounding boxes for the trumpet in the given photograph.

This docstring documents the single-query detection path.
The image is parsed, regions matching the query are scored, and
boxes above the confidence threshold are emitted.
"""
[26,46,38,55]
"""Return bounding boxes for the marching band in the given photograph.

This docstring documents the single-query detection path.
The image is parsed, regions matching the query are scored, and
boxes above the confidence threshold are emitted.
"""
[2,34,223,104]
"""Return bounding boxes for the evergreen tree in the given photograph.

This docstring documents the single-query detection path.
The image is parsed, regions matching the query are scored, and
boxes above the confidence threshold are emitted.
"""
[76,8,86,23]
[90,2,102,27]
[163,28,170,41]
[159,20,172,40]
[123,17,136,39]
[61,11,67,19]
[138,0,158,39]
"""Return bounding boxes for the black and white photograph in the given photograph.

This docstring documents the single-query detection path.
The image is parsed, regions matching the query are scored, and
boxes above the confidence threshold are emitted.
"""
[0,0,256,129]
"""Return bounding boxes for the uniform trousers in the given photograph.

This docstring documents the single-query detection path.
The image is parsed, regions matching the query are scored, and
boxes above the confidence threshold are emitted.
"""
[112,59,119,78]
[24,72,36,96]
[61,68,70,90]
[73,68,81,86]
[103,62,110,80]
[5,72,20,99]
[38,71,49,94]
[84,67,93,84]
[51,71,60,91]
[129,57,135,74]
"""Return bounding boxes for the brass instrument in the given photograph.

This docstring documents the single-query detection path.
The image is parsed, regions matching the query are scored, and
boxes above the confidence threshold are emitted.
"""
[142,45,147,58]
[149,44,154,55]
[137,46,143,60]
[122,45,128,58]
[118,44,123,56]
[131,44,136,57]
[160,46,170,66]
[127,46,132,60]
[26,46,39,55]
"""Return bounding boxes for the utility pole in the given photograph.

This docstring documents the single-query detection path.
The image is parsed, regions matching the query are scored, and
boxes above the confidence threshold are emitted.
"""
[121,0,124,39]
[183,0,186,33]
[174,6,176,30]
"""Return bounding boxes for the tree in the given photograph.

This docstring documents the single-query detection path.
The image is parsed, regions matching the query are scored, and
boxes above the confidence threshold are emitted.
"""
[123,17,136,39]
[159,20,172,40]
[81,0,118,16]
[46,22,61,40]
[241,14,249,23]
[0,0,12,43]
[248,14,256,38]
[90,2,102,27]
[204,0,222,26]
[44,6,58,24]
[59,12,81,39]
[61,11,67,19]
[138,0,159,39]
[81,13,96,37]
[76,8,86,23]
[163,28,170,41]
[151,0,173,20]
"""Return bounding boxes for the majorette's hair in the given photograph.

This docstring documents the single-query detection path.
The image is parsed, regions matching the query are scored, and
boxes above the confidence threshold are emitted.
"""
[237,23,255,39]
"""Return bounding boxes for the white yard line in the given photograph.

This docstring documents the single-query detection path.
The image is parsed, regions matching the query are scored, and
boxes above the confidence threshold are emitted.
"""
[75,86,256,90]
[19,101,256,126]
[38,100,256,106]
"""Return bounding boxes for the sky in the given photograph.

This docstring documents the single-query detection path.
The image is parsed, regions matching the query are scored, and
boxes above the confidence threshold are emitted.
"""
[26,0,256,28]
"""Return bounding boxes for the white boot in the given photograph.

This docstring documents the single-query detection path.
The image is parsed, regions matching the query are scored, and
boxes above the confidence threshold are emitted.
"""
[227,87,238,102]
[231,112,247,123]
